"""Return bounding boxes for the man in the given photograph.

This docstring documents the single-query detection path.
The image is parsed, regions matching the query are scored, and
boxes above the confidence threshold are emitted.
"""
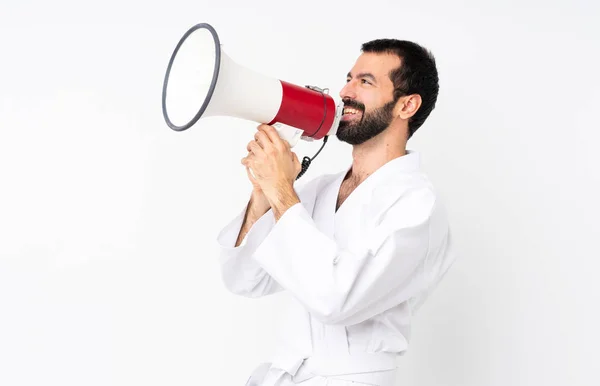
[216,38,456,386]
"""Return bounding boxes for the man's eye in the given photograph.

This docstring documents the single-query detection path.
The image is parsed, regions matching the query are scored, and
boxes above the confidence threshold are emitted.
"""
[361,79,371,85]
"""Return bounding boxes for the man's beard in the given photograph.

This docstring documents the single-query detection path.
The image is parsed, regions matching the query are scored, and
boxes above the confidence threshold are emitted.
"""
[336,99,396,145]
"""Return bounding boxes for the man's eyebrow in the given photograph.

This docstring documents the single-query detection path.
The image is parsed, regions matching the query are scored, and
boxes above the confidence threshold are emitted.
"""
[347,72,377,83]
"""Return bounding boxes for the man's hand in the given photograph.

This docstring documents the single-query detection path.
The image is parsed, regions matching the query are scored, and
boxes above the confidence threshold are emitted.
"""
[241,124,302,220]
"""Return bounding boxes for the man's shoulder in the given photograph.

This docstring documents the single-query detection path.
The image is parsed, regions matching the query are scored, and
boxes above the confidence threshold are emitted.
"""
[373,170,437,201]
[369,170,447,224]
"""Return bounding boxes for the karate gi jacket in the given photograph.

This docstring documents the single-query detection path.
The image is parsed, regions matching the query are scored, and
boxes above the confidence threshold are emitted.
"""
[216,151,456,385]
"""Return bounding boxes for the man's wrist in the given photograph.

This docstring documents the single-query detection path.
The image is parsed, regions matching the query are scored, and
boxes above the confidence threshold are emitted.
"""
[266,183,300,221]
[249,190,270,215]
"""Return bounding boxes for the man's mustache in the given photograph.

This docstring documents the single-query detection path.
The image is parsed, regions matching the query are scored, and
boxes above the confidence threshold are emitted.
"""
[343,99,365,112]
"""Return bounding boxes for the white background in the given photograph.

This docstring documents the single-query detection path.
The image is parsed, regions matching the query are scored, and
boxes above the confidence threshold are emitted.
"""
[1,0,599,385]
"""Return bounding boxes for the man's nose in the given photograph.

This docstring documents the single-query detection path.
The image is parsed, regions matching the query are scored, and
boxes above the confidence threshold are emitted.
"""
[339,81,357,100]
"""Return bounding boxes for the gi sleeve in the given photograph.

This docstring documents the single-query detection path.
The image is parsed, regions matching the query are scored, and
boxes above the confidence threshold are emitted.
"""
[216,205,284,298]
[251,187,454,325]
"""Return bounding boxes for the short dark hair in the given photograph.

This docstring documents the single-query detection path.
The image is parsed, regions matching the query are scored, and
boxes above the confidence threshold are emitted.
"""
[361,39,439,138]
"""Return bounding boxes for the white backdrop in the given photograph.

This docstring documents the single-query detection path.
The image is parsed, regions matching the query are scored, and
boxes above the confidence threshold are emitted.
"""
[1,1,599,385]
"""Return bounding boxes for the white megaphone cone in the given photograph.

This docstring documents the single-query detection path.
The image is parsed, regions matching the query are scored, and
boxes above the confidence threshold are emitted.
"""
[202,50,305,146]
[162,23,343,161]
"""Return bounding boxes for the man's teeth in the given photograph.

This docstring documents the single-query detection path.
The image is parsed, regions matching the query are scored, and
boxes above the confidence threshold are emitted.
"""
[343,107,361,115]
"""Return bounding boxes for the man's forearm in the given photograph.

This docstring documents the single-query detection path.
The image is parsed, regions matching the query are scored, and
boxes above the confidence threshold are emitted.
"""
[235,192,270,247]
[269,183,301,221]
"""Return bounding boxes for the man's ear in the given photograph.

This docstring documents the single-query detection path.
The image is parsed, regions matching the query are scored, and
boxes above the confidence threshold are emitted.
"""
[394,94,422,120]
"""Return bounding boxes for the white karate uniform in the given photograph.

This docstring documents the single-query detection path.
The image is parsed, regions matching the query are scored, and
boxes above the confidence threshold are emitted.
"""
[217,151,456,386]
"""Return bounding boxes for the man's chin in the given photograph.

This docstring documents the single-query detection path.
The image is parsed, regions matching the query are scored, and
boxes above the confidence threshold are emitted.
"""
[337,120,358,133]
[335,128,363,145]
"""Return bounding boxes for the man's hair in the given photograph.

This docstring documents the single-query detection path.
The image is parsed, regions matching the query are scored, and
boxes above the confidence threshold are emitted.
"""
[361,39,439,138]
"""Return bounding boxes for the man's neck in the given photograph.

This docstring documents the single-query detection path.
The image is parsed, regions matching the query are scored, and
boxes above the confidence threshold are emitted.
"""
[346,128,407,184]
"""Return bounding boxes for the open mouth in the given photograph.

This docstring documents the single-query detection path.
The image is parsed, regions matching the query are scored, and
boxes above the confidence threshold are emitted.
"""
[342,106,363,121]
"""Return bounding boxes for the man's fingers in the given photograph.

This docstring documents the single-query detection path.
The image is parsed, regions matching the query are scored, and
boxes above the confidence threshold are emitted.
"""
[247,140,265,156]
[254,130,273,150]
[242,156,258,178]
[258,124,284,148]
[246,166,257,182]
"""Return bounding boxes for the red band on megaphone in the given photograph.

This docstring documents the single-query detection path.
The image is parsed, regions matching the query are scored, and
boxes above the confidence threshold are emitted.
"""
[268,81,336,140]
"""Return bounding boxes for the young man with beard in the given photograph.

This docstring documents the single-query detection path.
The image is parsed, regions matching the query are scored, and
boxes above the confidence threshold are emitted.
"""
[216,39,456,386]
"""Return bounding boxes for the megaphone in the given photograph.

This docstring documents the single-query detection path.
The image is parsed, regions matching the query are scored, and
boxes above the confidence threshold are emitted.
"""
[161,23,343,178]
